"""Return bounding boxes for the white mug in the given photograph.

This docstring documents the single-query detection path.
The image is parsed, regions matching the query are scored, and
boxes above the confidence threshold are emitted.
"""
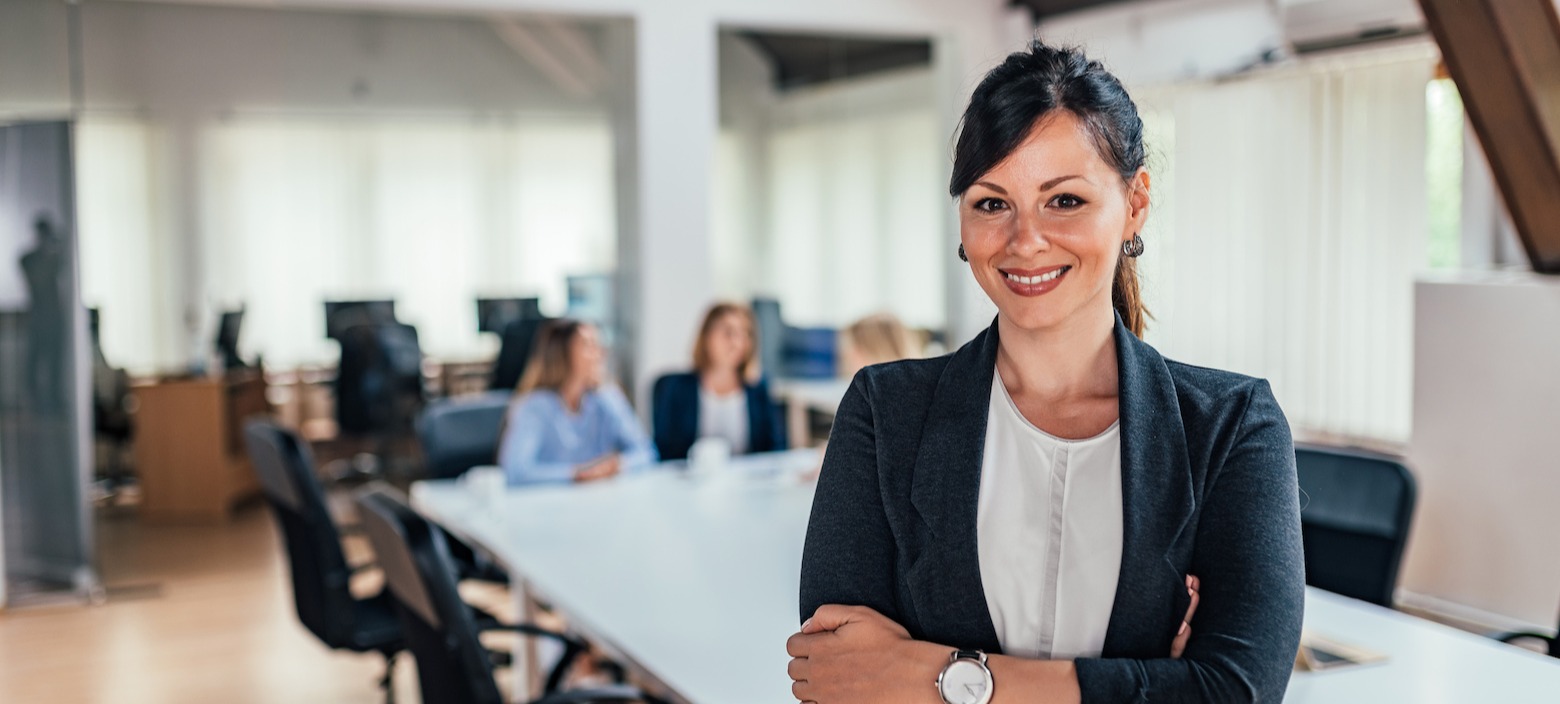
[462,466,506,508]
[688,437,732,475]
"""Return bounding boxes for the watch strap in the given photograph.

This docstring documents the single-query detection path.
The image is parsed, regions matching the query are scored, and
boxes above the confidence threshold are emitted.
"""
[950,649,988,664]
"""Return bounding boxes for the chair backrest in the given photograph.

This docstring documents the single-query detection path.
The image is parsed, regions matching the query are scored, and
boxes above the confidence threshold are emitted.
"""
[337,322,425,435]
[1294,444,1417,606]
[355,486,503,704]
[417,391,512,480]
[242,420,359,646]
[489,316,549,392]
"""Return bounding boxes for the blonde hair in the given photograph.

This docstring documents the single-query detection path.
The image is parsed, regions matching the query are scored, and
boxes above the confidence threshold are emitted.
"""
[691,302,760,383]
[515,319,586,396]
[841,313,921,369]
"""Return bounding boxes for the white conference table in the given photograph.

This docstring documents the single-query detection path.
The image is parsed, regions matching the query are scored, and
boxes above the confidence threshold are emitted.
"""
[412,450,1559,703]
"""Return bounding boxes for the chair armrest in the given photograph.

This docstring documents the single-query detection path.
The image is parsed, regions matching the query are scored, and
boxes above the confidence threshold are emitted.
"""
[479,621,587,649]
[473,608,589,694]
[530,685,659,704]
[1494,630,1556,646]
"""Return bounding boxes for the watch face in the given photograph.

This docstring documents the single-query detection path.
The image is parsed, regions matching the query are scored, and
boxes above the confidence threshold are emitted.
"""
[938,659,991,704]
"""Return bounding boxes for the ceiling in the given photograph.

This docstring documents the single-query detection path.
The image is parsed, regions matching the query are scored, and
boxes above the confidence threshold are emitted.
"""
[1009,0,1151,19]
[735,31,933,91]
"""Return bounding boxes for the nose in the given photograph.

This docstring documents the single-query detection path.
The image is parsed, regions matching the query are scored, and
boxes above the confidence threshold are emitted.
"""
[1006,209,1052,257]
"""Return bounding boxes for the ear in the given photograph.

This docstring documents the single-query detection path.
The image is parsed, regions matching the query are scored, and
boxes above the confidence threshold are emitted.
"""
[1127,168,1151,233]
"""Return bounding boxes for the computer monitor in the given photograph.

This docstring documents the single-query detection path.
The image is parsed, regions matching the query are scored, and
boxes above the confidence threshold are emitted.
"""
[476,297,542,334]
[751,297,785,380]
[215,308,246,370]
[566,274,614,326]
[324,300,397,340]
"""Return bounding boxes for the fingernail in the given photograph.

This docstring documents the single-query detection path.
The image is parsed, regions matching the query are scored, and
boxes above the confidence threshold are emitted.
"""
[1179,622,1188,636]
[802,619,812,631]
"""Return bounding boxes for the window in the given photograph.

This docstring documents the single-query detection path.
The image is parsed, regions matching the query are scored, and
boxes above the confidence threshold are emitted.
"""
[1133,49,1435,443]
[1425,76,1463,270]
[76,113,615,371]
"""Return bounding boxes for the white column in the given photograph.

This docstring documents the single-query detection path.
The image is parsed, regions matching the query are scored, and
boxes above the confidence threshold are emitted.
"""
[627,8,717,401]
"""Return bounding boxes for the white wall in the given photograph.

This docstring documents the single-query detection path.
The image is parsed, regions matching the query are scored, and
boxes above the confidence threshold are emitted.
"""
[0,0,73,120]
[1401,272,1560,631]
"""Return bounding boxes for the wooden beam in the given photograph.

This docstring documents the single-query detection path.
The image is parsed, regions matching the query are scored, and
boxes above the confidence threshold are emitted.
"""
[1419,0,1560,273]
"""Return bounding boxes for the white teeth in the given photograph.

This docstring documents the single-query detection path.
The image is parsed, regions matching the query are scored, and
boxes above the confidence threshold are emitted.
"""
[1005,267,1068,285]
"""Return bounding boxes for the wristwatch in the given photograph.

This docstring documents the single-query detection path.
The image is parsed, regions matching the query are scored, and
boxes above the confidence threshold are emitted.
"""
[935,649,994,704]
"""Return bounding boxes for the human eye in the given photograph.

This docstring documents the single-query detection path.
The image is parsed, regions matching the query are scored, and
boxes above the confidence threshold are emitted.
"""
[972,197,1008,213]
[1049,193,1087,209]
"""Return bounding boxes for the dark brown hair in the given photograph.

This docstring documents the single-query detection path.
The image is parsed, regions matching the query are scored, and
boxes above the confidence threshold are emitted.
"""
[692,303,760,383]
[950,40,1150,337]
[515,318,587,395]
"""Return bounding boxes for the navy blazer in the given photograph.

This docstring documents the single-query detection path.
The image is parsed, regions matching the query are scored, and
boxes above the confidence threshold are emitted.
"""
[651,372,786,461]
[799,315,1304,702]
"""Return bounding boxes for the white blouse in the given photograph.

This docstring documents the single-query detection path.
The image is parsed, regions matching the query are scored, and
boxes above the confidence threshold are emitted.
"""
[697,386,750,455]
[976,369,1123,660]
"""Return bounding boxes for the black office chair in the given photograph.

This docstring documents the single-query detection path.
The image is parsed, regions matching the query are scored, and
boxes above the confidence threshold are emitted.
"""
[334,321,426,479]
[1495,616,1560,658]
[1294,443,1417,607]
[354,486,653,704]
[418,391,512,480]
[243,420,404,701]
[490,316,550,392]
[90,309,135,497]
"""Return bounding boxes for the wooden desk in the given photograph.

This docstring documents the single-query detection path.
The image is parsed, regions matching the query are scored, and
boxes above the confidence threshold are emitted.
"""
[132,374,269,523]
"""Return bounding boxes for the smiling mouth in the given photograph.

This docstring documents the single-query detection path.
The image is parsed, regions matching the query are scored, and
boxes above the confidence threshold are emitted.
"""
[1002,266,1070,285]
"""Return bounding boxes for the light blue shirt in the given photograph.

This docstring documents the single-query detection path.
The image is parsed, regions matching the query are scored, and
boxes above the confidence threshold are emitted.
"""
[498,385,657,485]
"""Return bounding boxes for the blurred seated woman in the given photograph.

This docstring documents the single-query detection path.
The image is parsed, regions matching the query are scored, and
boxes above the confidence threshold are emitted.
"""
[837,312,923,378]
[652,302,786,461]
[499,319,656,485]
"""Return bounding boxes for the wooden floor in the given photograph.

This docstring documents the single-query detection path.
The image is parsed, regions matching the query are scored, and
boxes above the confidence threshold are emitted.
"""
[0,500,424,704]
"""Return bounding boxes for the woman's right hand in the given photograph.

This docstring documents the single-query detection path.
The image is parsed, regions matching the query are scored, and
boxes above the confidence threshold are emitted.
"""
[1170,574,1200,658]
[574,454,621,482]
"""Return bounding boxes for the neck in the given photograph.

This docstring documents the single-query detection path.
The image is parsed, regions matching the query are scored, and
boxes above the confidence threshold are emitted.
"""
[701,367,743,392]
[995,303,1118,401]
[558,380,589,411]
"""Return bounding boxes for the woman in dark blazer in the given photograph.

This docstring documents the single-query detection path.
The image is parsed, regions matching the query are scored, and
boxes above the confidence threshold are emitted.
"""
[786,42,1304,704]
[653,302,786,461]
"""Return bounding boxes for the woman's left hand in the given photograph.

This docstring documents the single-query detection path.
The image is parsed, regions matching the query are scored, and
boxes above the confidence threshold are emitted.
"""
[786,604,940,704]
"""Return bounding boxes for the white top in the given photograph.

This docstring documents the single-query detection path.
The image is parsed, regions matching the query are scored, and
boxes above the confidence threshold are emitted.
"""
[698,386,750,454]
[977,370,1123,660]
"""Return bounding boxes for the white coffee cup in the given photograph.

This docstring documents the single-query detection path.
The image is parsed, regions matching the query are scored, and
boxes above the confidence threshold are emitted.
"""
[461,465,506,508]
[687,437,732,476]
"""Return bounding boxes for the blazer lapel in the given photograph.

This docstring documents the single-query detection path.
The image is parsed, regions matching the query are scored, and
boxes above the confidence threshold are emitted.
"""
[1101,315,1197,656]
[903,315,1195,656]
[907,319,1003,652]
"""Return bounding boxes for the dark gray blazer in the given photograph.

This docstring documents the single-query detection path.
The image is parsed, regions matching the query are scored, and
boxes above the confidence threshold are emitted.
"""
[799,315,1304,703]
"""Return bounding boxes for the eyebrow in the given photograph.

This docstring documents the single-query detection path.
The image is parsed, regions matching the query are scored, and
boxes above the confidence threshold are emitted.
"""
[973,174,1085,195]
[1040,174,1084,191]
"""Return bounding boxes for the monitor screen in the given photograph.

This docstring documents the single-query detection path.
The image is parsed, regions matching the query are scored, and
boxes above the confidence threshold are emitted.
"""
[476,297,541,334]
[215,309,245,369]
[751,297,784,381]
[324,300,396,339]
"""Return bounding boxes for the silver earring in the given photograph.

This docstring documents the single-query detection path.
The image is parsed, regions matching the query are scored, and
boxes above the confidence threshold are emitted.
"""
[1122,234,1144,258]
[958,244,968,262]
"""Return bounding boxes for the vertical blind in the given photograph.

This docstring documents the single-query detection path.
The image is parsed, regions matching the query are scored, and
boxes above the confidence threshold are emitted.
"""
[77,113,616,372]
[1136,51,1433,443]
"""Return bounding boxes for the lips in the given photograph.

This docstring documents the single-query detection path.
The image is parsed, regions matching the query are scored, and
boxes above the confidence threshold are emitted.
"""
[999,265,1071,297]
